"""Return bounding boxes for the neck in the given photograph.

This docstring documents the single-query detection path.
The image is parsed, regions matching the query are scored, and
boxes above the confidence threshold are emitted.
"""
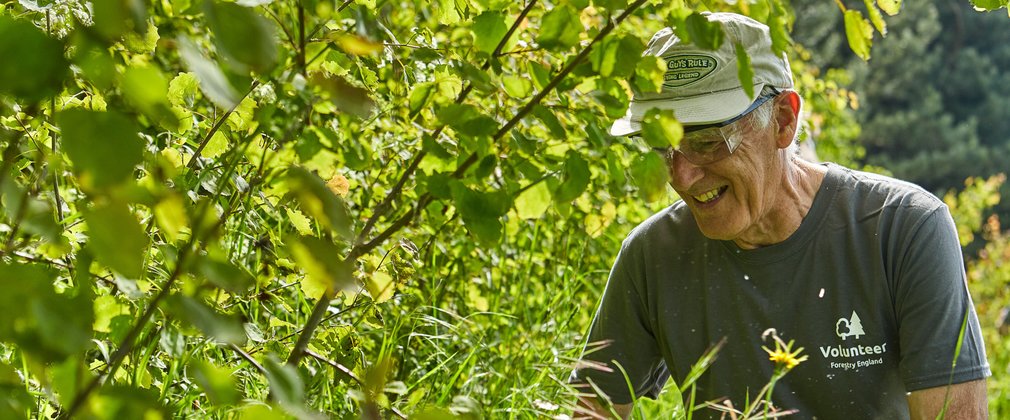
[734,156,826,249]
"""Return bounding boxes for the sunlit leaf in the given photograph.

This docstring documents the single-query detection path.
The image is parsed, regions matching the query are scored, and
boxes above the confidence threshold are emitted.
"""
[93,295,130,333]
[843,10,873,61]
[286,167,353,239]
[515,182,551,220]
[204,0,278,74]
[166,294,247,345]
[877,0,901,15]
[630,152,670,203]
[178,37,240,109]
[473,11,508,54]
[331,33,383,55]
[640,108,683,150]
[536,5,582,50]
[83,201,148,279]
[168,72,201,108]
[969,0,1003,11]
[286,208,313,235]
[364,270,395,303]
[434,0,461,25]
[864,0,888,36]
[502,75,533,99]
[0,16,69,102]
[155,193,189,243]
[633,56,665,94]
[288,235,354,300]
[59,109,144,190]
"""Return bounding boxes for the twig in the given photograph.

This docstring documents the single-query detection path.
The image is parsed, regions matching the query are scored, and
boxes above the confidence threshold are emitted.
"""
[186,81,261,170]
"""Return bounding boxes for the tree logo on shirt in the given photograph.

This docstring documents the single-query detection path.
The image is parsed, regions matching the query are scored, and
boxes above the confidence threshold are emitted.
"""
[835,311,865,340]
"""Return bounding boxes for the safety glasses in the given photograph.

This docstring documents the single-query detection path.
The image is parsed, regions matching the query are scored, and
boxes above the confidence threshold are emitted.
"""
[652,91,779,166]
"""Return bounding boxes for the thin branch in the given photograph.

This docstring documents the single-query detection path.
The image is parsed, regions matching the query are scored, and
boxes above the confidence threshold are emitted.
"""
[352,0,538,246]
[186,81,260,170]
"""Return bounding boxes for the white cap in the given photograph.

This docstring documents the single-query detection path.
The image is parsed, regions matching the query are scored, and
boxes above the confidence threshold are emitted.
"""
[610,12,793,136]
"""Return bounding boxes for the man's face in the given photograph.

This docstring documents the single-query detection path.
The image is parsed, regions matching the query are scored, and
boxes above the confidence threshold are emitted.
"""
[666,111,785,244]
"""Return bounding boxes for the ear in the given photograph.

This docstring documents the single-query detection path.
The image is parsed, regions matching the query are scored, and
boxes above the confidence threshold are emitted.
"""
[773,91,800,149]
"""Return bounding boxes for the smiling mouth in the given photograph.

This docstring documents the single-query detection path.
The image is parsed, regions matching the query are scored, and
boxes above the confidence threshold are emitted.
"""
[693,186,728,204]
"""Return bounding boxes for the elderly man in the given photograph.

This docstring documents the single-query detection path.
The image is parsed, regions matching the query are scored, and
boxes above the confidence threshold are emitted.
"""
[571,12,990,419]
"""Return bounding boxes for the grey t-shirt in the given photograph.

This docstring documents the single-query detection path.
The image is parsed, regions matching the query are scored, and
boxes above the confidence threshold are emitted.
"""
[572,164,990,419]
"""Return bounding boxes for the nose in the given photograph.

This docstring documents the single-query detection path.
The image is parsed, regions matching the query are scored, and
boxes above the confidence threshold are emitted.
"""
[667,152,705,190]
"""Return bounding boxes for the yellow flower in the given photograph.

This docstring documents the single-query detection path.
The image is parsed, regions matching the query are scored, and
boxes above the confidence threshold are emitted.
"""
[762,330,809,370]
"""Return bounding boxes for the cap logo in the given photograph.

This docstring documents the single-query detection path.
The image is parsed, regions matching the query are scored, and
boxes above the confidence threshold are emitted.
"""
[662,54,718,88]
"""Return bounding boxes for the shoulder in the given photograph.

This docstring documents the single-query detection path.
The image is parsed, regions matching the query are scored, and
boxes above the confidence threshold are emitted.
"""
[827,164,945,219]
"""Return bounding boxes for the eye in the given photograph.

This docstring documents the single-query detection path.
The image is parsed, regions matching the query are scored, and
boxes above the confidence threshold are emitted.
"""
[686,138,723,153]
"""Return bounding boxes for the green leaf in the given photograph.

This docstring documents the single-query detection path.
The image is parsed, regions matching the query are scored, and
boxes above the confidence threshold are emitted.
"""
[735,43,754,100]
[502,75,533,99]
[409,82,436,117]
[969,0,1003,11]
[154,193,189,243]
[0,363,32,419]
[554,153,591,203]
[630,152,670,203]
[203,131,229,160]
[190,359,240,406]
[288,235,354,300]
[196,256,255,293]
[59,109,144,190]
[364,270,395,303]
[767,11,793,56]
[286,167,353,240]
[633,56,665,94]
[178,37,240,110]
[308,72,376,118]
[532,105,565,138]
[472,11,508,54]
[515,182,551,220]
[590,35,645,78]
[165,294,247,345]
[0,263,56,340]
[877,0,901,15]
[450,182,509,246]
[204,0,278,74]
[121,65,180,131]
[684,12,724,51]
[263,356,304,405]
[168,72,201,108]
[0,16,69,102]
[90,0,148,42]
[640,108,683,149]
[83,201,149,279]
[864,0,887,36]
[536,5,582,50]
[843,10,873,61]
[437,104,498,137]
[434,0,461,25]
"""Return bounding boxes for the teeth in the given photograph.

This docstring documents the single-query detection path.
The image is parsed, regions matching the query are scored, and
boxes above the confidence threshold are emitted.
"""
[693,188,722,203]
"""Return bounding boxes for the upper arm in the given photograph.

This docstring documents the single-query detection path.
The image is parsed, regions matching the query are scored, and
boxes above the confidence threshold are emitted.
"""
[906,379,987,420]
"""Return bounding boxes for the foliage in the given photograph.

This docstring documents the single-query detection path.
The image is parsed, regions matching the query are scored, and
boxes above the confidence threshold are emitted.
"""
[793,0,1010,222]
[0,0,1000,419]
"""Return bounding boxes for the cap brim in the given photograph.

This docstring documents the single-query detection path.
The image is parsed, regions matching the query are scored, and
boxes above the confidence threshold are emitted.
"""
[609,84,766,137]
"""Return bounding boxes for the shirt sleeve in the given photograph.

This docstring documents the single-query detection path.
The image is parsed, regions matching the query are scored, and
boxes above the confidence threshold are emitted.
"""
[892,205,990,391]
[570,239,668,404]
